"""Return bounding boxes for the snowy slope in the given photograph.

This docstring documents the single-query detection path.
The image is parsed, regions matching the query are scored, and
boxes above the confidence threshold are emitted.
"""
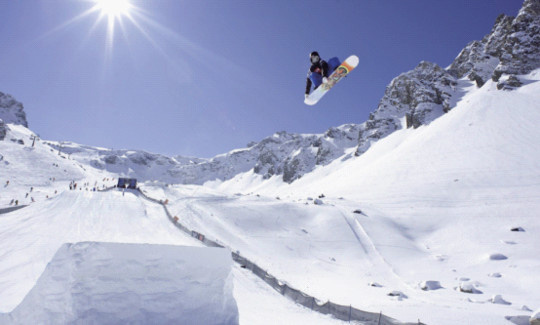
[0,124,116,208]
[0,188,347,324]
[207,70,540,324]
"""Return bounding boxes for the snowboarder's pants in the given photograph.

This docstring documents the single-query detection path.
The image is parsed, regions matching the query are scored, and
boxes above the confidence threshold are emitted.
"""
[309,57,340,88]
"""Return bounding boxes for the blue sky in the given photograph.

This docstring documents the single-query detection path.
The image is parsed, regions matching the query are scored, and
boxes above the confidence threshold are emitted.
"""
[0,0,524,158]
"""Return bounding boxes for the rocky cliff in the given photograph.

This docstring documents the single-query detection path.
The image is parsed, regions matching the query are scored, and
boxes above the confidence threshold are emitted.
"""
[356,0,539,155]
[0,92,28,128]
[449,0,540,89]
[0,92,28,141]
[355,61,457,155]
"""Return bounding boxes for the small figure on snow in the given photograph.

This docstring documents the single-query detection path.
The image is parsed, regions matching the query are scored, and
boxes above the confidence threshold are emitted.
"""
[305,51,330,99]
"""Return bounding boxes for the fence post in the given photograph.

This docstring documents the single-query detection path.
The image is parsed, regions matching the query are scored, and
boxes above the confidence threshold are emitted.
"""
[348,305,352,322]
[378,311,382,325]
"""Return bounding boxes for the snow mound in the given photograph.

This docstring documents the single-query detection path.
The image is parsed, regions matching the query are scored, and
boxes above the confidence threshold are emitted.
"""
[491,294,511,305]
[458,281,483,294]
[1,242,239,325]
[419,280,443,291]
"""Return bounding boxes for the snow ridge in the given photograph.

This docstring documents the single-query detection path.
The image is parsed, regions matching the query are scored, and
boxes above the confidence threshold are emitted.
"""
[43,125,361,184]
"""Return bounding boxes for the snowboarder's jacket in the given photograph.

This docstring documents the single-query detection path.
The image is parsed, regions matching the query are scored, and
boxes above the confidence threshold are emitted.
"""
[306,60,329,95]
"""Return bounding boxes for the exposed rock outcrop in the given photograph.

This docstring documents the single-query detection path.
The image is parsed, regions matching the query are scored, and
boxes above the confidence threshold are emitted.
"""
[0,119,8,141]
[356,61,457,155]
[493,0,540,80]
[356,0,539,156]
[0,92,28,127]
[449,0,540,86]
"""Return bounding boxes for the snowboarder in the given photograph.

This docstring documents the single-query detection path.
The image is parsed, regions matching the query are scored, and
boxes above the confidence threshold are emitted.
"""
[304,54,358,105]
[305,51,330,99]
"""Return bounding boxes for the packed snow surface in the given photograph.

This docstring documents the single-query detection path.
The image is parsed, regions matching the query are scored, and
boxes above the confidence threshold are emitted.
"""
[1,242,239,325]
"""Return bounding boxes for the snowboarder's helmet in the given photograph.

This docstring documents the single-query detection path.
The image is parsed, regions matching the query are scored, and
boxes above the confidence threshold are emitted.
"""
[310,51,320,63]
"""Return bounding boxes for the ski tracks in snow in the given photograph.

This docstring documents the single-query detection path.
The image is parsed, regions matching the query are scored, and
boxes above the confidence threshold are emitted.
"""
[335,204,420,293]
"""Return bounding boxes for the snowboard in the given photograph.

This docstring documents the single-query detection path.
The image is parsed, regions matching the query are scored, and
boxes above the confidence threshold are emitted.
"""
[304,55,359,106]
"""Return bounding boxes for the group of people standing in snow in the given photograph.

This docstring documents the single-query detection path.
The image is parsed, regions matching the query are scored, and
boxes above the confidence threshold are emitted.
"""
[2,177,116,208]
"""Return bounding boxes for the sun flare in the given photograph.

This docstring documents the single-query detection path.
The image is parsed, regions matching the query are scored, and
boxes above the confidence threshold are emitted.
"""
[94,0,132,17]
[47,0,185,64]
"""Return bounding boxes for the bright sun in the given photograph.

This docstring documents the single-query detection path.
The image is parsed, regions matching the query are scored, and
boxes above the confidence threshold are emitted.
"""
[87,0,135,55]
[94,0,132,17]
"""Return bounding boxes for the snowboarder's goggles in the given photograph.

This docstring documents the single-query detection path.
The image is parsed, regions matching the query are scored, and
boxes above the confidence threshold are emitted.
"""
[310,55,320,63]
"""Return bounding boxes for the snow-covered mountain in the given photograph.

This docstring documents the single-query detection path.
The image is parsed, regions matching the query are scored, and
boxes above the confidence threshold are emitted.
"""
[44,124,362,184]
[12,0,536,186]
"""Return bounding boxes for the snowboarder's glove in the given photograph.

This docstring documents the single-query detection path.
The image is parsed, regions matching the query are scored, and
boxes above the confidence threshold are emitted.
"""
[322,77,328,84]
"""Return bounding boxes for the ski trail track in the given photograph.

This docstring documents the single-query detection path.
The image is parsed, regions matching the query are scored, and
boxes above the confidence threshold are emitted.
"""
[332,200,451,309]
